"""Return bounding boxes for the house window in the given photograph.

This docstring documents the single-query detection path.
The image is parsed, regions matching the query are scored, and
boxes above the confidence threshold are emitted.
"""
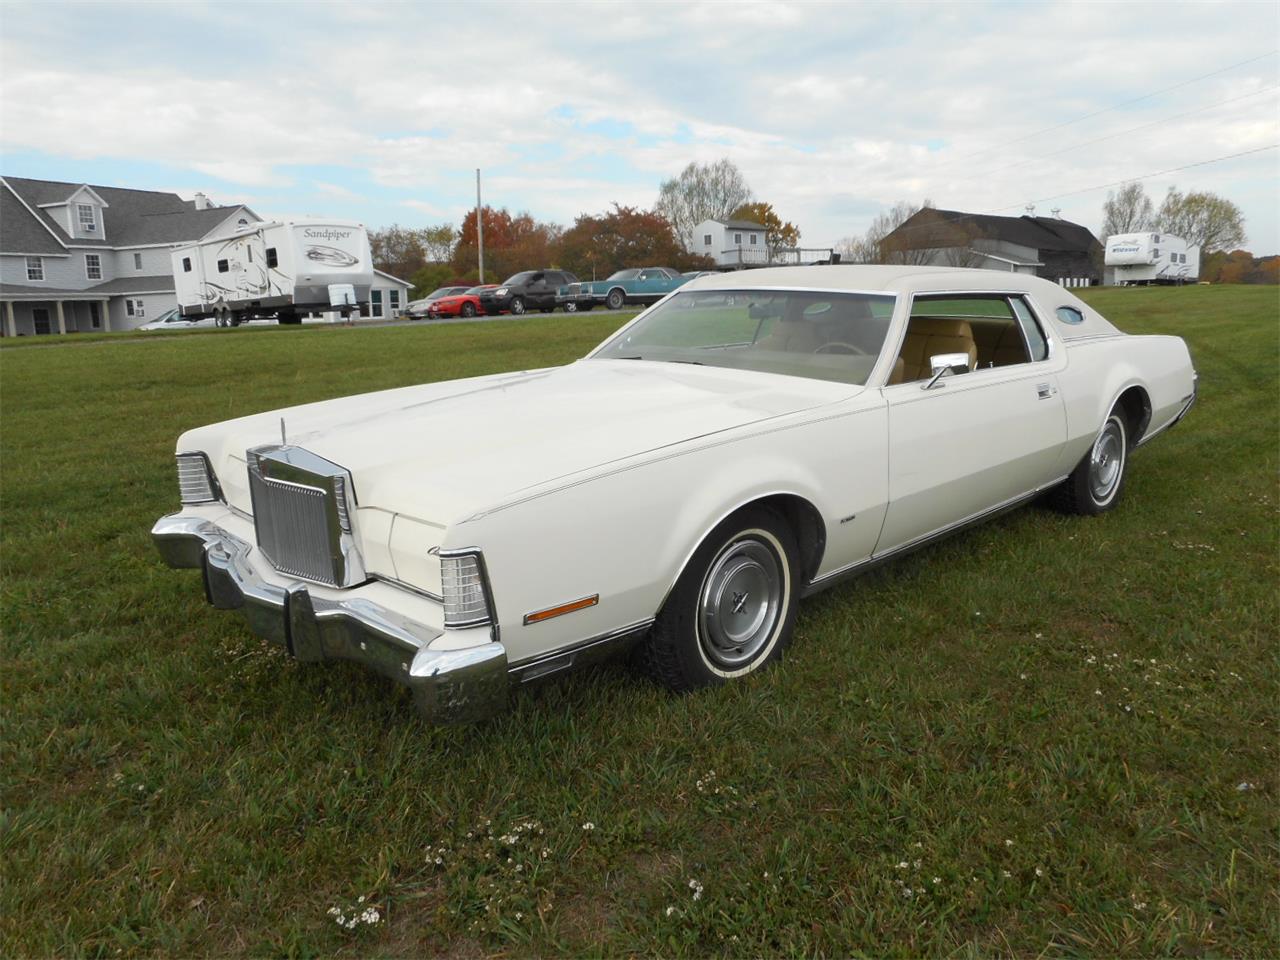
[125,300,134,317]
[26,256,44,281]
[266,248,278,268]
[217,259,229,273]
[77,204,97,232]
[33,308,51,335]
[182,257,192,272]
[134,299,144,317]
[85,254,102,280]
[370,289,384,318]
[704,234,712,246]
[134,252,143,270]
[734,233,743,244]
[749,234,758,245]
[389,289,401,315]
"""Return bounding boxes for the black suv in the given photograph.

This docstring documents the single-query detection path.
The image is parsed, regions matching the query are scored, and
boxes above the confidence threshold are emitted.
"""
[478,269,578,315]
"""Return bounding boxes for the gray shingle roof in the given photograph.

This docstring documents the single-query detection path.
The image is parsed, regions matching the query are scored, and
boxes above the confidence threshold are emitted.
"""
[715,219,767,231]
[1,275,174,299]
[2,176,256,249]
[890,208,1100,254]
[1,183,69,255]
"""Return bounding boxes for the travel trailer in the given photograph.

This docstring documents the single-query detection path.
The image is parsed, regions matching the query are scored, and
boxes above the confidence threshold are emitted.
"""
[1105,232,1200,285]
[172,220,373,324]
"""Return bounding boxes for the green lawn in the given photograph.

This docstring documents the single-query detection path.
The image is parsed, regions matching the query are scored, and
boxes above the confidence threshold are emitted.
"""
[2,287,1276,957]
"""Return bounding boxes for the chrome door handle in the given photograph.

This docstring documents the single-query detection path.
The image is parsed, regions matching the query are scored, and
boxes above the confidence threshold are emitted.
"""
[1036,383,1055,399]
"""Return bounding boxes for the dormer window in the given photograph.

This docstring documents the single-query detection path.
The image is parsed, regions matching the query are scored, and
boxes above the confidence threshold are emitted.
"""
[77,203,97,233]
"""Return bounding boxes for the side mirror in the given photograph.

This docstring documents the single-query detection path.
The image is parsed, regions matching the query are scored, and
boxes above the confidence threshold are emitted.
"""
[923,352,970,390]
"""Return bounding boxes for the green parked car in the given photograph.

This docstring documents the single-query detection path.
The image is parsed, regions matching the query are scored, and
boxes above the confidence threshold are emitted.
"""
[557,267,691,311]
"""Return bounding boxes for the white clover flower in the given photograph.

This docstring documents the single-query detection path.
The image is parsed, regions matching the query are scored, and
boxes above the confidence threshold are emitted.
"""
[665,906,676,917]
[932,877,941,884]
[1001,870,1012,879]
[581,821,595,831]
[1004,839,1013,847]
[1035,867,1044,877]
[896,861,909,869]
[688,878,704,901]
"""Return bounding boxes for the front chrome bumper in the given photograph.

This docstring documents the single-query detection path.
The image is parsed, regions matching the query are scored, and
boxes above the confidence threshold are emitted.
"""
[152,514,508,723]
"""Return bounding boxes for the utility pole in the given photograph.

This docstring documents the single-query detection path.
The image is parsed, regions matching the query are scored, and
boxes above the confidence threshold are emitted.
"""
[476,168,485,283]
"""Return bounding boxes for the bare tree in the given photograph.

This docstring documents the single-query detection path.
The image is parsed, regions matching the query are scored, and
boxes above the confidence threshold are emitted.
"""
[1155,187,1246,252]
[1100,182,1154,239]
[858,199,938,264]
[654,159,753,250]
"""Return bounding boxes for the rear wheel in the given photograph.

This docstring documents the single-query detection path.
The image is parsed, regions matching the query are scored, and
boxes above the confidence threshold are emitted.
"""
[638,506,799,692]
[1052,410,1129,514]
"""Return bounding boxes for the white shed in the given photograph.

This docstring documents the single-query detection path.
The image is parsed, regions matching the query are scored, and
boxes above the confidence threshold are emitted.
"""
[689,218,768,267]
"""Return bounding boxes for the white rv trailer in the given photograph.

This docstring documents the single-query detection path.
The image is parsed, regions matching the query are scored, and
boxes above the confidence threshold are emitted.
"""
[172,219,373,324]
[1105,232,1200,285]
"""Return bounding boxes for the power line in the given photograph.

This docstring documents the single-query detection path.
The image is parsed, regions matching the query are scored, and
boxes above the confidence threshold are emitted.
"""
[988,143,1279,212]
[948,49,1279,164]
[960,85,1279,181]
[869,144,1278,241]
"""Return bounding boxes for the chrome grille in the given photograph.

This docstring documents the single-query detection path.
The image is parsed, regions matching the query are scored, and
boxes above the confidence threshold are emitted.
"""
[247,446,363,588]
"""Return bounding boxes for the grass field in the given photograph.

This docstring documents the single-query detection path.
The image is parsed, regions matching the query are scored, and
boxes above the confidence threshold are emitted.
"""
[2,286,1277,957]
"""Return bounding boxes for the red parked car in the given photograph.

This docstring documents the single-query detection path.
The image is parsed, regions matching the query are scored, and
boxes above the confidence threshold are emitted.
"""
[428,284,499,319]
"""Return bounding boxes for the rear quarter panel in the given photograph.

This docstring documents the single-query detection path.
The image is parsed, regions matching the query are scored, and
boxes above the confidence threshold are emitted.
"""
[1057,333,1194,468]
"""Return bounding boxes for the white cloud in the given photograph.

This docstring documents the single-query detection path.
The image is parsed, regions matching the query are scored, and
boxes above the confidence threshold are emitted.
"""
[0,0,1276,248]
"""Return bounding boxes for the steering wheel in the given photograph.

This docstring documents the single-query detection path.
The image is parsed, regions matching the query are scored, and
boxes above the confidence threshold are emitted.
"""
[814,341,863,355]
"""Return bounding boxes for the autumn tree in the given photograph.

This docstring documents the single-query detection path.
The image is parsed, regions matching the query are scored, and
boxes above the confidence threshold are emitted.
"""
[654,159,754,250]
[554,204,712,279]
[729,202,801,260]
[1155,188,1246,253]
[1100,182,1155,239]
[369,222,456,281]
[451,206,563,281]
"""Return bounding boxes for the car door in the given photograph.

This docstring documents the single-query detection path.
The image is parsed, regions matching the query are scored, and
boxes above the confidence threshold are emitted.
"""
[874,293,1067,553]
[525,272,551,308]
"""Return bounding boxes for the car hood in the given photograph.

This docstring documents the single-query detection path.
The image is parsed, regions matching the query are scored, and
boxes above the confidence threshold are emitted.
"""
[182,360,856,523]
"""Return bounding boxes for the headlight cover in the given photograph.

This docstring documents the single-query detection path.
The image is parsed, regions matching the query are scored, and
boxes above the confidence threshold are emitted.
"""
[176,452,221,504]
[495,287,508,296]
[440,549,494,629]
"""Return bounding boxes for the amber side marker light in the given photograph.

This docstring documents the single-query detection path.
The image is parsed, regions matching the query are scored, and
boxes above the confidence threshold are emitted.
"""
[523,594,599,625]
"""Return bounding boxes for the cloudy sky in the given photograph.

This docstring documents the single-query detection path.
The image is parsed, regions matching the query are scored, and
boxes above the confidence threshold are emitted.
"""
[2,1,1277,251]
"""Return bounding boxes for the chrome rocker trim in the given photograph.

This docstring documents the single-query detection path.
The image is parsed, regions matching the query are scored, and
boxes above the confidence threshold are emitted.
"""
[151,514,508,723]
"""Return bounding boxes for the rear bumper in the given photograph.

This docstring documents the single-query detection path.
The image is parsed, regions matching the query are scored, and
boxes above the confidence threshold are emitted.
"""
[151,514,508,723]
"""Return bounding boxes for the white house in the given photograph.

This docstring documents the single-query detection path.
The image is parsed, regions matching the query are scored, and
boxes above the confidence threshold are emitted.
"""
[1,176,259,335]
[689,218,768,267]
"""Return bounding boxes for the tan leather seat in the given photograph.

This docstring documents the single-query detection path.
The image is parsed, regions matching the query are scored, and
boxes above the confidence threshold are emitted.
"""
[893,317,978,383]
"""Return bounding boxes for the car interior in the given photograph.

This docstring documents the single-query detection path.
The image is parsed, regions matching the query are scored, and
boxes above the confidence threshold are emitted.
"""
[887,295,1046,385]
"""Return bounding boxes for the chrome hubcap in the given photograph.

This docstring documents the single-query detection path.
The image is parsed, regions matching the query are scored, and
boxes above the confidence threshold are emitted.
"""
[698,537,782,668]
[1089,419,1124,502]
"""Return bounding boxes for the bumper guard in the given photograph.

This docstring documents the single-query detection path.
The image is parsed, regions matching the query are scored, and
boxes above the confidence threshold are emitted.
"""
[152,514,508,722]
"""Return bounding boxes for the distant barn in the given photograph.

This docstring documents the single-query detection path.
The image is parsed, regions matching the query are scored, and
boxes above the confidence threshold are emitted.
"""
[881,208,1102,286]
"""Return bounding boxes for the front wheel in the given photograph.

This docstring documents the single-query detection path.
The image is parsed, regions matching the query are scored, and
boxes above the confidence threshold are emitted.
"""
[606,289,625,310]
[638,507,800,692]
[564,301,578,313]
[509,297,526,316]
[1051,411,1129,514]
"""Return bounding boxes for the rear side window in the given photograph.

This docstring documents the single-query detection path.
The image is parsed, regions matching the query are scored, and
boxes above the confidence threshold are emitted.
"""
[1010,297,1048,361]
[182,257,192,272]
[266,248,278,268]
[1056,306,1085,325]
[217,259,229,273]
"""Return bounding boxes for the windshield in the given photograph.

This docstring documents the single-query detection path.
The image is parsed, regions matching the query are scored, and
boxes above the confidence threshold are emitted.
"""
[607,269,640,281]
[502,272,534,286]
[465,285,491,295]
[591,289,897,385]
[425,288,452,298]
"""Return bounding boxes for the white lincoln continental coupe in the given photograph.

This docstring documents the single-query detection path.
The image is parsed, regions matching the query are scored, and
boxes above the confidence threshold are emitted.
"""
[153,266,1197,722]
